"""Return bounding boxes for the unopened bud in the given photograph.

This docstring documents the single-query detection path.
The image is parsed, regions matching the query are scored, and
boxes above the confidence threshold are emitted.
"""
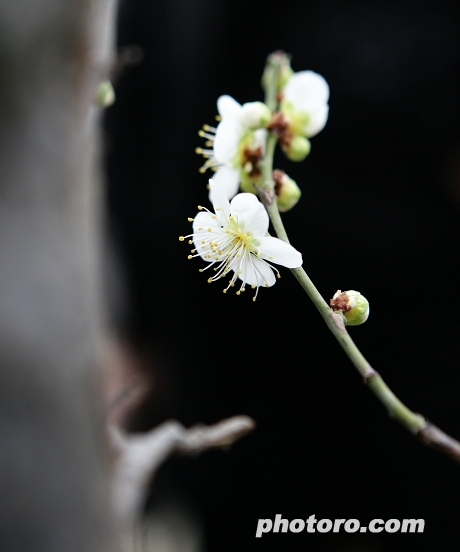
[239,170,259,194]
[241,102,271,130]
[281,134,311,162]
[273,170,301,212]
[262,51,294,92]
[95,80,115,108]
[330,290,369,326]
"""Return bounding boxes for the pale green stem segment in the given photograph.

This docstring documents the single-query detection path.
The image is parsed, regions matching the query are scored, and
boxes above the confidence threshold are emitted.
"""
[261,53,426,436]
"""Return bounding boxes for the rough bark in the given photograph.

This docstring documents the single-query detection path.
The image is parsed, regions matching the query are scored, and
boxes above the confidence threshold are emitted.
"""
[0,1,117,551]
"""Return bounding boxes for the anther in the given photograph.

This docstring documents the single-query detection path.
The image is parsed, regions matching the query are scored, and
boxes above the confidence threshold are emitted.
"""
[195,147,202,154]
[236,291,241,295]
[199,168,206,174]
[203,124,210,131]
[207,227,212,231]
[253,297,256,302]
[212,215,217,219]
[188,240,193,244]
[191,249,196,253]
[179,236,185,241]
[207,277,213,283]
[277,274,281,279]
[215,115,221,121]
[223,289,227,293]
[187,255,193,260]
[251,285,256,289]
[198,205,203,210]
[198,130,205,137]
[188,217,194,222]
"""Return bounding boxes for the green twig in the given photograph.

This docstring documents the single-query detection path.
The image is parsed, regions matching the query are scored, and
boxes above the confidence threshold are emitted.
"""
[260,51,460,463]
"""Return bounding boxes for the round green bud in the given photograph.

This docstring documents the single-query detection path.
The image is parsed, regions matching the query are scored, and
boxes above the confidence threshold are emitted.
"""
[343,290,370,326]
[95,80,115,108]
[273,170,301,212]
[262,52,294,91]
[281,135,311,162]
[241,102,271,130]
[239,169,259,194]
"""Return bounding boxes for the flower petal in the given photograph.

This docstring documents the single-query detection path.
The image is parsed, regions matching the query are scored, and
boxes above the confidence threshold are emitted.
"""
[209,167,240,202]
[254,128,267,151]
[303,104,329,138]
[217,95,242,120]
[235,255,276,287]
[209,178,231,220]
[192,211,222,261]
[284,70,329,112]
[258,236,303,268]
[213,118,240,163]
[229,193,269,237]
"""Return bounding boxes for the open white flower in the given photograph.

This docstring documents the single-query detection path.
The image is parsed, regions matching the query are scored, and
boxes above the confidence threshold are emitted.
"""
[281,70,330,138]
[196,95,267,201]
[179,180,302,301]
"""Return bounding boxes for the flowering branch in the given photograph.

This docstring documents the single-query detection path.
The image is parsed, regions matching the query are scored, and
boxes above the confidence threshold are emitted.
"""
[260,52,460,464]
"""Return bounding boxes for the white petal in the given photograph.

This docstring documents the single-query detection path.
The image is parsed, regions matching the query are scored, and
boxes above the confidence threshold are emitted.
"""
[303,104,329,138]
[236,255,276,287]
[284,70,329,112]
[229,193,269,237]
[192,211,215,233]
[209,167,240,202]
[192,211,221,261]
[258,236,303,268]
[209,178,231,219]
[217,95,242,120]
[254,128,267,151]
[213,118,240,163]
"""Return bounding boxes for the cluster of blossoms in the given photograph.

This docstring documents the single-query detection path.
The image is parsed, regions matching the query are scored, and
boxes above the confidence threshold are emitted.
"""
[196,55,329,209]
[182,51,369,321]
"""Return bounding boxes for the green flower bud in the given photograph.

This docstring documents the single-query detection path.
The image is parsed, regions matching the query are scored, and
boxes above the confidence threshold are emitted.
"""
[241,101,271,130]
[95,80,115,108]
[239,169,260,194]
[330,290,369,326]
[273,169,301,212]
[262,51,294,92]
[281,134,311,162]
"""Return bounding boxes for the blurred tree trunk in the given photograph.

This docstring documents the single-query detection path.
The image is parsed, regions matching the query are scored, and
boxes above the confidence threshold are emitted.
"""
[0,1,117,550]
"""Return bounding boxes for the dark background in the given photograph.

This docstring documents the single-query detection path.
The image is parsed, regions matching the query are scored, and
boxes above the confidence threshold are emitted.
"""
[104,0,460,550]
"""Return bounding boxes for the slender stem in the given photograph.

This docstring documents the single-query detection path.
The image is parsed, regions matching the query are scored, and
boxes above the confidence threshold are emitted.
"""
[260,52,460,463]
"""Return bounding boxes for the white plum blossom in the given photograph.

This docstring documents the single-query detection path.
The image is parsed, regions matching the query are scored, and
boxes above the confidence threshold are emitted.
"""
[196,95,268,201]
[179,180,302,301]
[281,70,330,138]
